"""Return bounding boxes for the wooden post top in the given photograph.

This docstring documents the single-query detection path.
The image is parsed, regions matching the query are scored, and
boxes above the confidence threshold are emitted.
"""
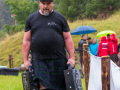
[101,56,110,59]
[83,44,89,46]
[83,44,89,49]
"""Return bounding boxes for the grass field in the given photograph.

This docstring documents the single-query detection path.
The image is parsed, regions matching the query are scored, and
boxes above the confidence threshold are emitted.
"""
[0,73,23,90]
[0,73,86,90]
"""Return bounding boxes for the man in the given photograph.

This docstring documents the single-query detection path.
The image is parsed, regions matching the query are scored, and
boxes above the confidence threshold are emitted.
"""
[107,34,111,43]
[87,37,92,45]
[78,34,87,68]
[109,33,118,63]
[22,0,75,90]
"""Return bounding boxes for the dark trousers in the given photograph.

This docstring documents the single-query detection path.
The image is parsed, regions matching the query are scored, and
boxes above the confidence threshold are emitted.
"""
[110,54,119,63]
[79,56,83,68]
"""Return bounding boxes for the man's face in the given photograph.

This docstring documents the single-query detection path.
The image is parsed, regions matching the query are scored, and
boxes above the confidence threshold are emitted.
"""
[107,36,110,38]
[88,39,91,43]
[39,1,54,16]
[84,35,87,40]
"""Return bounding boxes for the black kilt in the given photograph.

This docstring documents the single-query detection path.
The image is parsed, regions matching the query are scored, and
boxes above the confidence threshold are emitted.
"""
[32,58,67,90]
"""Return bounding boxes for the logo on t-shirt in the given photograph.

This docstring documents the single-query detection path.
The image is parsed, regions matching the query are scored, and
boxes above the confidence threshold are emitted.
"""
[48,22,57,26]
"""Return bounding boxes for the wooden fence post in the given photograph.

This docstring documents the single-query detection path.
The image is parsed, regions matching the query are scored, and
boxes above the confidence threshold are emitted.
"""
[101,56,110,90]
[9,55,13,68]
[9,55,12,68]
[83,44,89,90]
[11,56,13,68]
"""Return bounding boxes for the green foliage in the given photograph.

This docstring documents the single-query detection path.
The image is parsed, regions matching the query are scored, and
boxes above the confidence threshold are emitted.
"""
[0,0,39,39]
[55,0,120,21]
[3,24,25,35]
[0,30,6,39]
[0,0,14,29]
[57,0,81,21]
[4,0,39,24]
[84,0,120,18]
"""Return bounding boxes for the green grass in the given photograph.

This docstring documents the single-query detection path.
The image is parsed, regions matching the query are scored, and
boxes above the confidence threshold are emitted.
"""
[0,31,24,67]
[0,73,85,90]
[0,73,23,90]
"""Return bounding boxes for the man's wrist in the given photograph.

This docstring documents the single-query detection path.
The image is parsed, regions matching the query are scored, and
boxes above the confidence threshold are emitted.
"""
[24,59,29,62]
[69,57,75,60]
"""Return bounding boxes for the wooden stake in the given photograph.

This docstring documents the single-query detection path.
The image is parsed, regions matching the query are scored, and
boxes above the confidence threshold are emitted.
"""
[83,44,89,90]
[11,57,13,68]
[101,56,110,90]
[9,55,14,68]
[9,55,12,68]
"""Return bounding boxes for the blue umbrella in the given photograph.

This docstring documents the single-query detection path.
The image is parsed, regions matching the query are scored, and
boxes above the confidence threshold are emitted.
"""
[71,26,97,35]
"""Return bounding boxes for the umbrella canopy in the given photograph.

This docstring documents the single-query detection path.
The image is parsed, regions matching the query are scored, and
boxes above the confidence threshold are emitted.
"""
[71,26,97,35]
[96,30,116,37]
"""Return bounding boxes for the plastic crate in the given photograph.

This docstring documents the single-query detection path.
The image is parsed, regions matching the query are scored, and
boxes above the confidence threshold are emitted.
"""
[0,68,19,76]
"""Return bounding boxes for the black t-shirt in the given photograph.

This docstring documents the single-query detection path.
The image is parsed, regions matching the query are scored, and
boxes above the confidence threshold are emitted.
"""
[25,11,70,60]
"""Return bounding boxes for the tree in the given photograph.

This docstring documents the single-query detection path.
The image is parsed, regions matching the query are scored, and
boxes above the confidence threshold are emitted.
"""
[4,0,39,24]
[85,0,120,18]
[57,0,81,21]
[55,0,120,20]
[0,0,14,30]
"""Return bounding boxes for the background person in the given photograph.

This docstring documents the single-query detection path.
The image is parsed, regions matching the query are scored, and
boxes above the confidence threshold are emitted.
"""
[109,33,118,63]
[97,36,110,57]
[107,34,111,43]
[89,38,98,56]
[78,34,87,68]
[87,37,92,46]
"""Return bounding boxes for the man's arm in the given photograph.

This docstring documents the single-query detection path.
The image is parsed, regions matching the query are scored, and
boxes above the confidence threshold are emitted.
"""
[22,30,32,69]
[63,31,75,67]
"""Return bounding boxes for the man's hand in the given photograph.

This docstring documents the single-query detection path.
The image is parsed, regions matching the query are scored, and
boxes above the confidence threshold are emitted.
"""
[67,58,75,68]
[24,60,32,70]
